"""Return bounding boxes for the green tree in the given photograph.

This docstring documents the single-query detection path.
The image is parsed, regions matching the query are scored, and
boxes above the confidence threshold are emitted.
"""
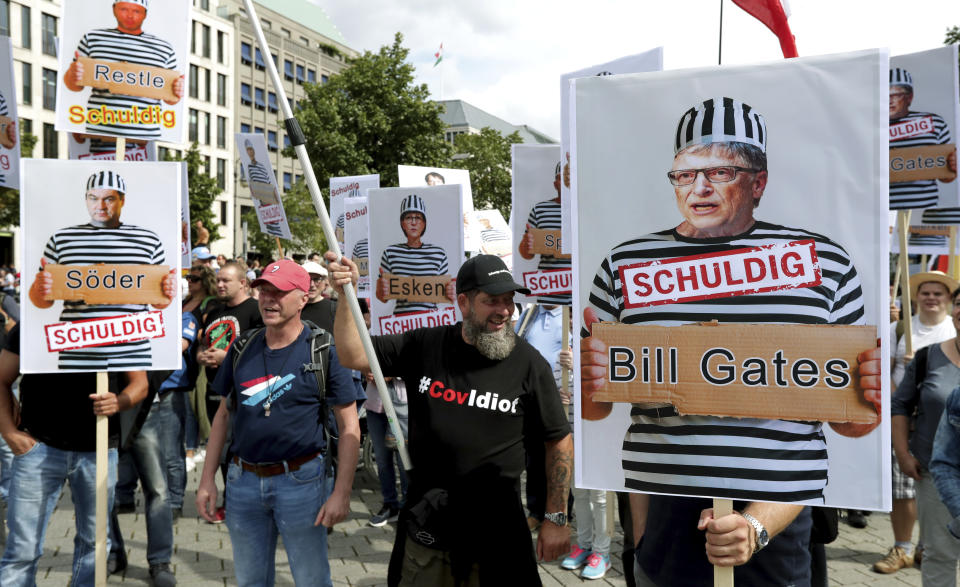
[289,32,452,189]
[241,180,328,259]
[449,127,523,219]
[165,143,222,245]
[0,126,39,227]
[946,25,959,45]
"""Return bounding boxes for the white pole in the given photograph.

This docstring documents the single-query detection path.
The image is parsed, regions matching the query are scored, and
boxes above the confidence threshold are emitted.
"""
[241,0,411,470]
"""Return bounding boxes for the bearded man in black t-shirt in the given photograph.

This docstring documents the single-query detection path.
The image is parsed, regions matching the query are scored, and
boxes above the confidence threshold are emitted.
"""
[329,252,573,586]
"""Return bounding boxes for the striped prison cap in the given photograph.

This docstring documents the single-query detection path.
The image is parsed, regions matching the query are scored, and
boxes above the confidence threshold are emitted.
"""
[675,97,766,154]
[890,68,913,88]
[86,170,126,195]
[115,0,148,8]
[400,194,427,219]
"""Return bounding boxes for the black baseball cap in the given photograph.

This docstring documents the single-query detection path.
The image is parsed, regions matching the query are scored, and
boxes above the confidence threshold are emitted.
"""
[456,255,531,295]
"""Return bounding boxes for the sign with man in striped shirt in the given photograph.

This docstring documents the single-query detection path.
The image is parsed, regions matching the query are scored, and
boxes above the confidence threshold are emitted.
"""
[344,195,370,296]
[368,186,462,335]
[0,38,19,190]
[889,47,959,210]
[330,174,379,254]
[398,165,480,253]
[56,0,189,142]
[236,133,291,240]
[19,161,183,373]
[572,50,890,514]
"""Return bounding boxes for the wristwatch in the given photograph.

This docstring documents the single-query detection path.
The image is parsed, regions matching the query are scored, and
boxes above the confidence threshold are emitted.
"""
[740,512,769,553]
[543,512,567,527]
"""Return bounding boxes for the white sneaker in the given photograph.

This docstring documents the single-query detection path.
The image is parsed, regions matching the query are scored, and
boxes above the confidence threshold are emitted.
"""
[185,458,196,473]
[195,448,206,462]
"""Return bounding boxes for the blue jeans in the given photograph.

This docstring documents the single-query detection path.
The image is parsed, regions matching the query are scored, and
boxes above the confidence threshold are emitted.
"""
[225,455,333,586]
[931,389,960,521]
[166,392,187,509]
[184,390,199,451]
[0,442,117,586]
[367,410,407,508]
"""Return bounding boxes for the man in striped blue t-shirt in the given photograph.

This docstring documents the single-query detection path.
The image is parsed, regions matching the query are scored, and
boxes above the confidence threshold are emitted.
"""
[28,170,177,371]
[63,0,183,140]
[580,98,883,585]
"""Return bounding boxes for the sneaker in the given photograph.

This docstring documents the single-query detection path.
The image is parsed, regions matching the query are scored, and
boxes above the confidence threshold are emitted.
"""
[846,510,867,529]
[185,458,196,473]
[561,544,591,570]
[873,546,913,574]
[149,562,177,587]
[581,552,611,580]
[205,506,226,524]
[193,448,206,463]
[368,505,400,527]
[116,502,136,514]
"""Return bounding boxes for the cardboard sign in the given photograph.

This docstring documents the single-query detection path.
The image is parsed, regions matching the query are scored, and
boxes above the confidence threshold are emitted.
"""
[523,268,573,296]
[383,274,451,304]
[890,144,957,182]
[78,57,179,102]
[45,310,166,352]
[590,322,878,424]
[910,225,951,236]
[354,257,369,276]
[0,115,13,149]
[528,228,571,258]
[378,306,457,335]
[249,180,279,205]
[44,264,171,305]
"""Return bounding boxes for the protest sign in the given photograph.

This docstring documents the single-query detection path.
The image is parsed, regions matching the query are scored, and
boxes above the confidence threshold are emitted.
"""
[68,134,156,161]
[0,38,19,190]
[19,159,183,373]
[398,165,478,252]
[344,195,370,296]
[891,207,960,256]
[889,46,960,209]
[572,49,890,509]
[560,48,663,254]
[236,132,291,240]
[368,185,463,335]
[55,0,190,142]
[330,174,379,254]
[473,209,512,265]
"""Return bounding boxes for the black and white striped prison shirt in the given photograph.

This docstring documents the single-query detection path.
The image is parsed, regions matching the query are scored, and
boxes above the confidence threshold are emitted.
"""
[527,199,570,304]
[584,221,865,503]
[78,29,178,139]
[352,238,369,259]
[890,111,952,210]
[379,243,449,314]
[246,161,272,184]
[44,223,165,370]
[0,91,8,184]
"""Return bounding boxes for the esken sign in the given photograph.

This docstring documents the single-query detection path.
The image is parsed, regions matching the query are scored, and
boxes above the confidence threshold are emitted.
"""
[528,228,571,258]
[890,144,957,182]
[44,264,171,305]
[78,57,180,102]
[383,274,451,304]
[590,322,877,424]
[379,306,457,335]
[46,310,165,352]
[618,240,821,308]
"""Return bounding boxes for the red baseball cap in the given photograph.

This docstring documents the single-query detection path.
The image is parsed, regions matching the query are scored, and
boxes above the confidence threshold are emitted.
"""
[251,259,310,292]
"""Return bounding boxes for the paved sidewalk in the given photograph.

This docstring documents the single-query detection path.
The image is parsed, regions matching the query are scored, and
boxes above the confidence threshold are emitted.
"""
[18,463,946,586]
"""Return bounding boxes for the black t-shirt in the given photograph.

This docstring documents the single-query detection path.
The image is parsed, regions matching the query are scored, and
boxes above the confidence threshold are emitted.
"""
[4,324,122,451]
[300,298,336,333]
[200,297,263,385]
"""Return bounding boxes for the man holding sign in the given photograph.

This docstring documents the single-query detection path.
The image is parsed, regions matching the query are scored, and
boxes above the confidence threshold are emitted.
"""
[580,98,882,584]
[519,162,570,304]
[889,67,957,210]
[63,0,183,139]
[27,170,176,370]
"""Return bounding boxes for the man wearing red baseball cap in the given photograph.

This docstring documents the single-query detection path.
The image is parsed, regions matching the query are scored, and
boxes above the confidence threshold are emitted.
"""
[196,259,364,586]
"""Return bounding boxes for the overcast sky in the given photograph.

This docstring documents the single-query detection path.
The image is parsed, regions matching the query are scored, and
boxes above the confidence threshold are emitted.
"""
[311,0,960,140]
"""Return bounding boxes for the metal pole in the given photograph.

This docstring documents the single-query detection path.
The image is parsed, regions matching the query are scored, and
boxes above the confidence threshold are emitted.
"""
[241,0,411,470]
[718,0,724,65]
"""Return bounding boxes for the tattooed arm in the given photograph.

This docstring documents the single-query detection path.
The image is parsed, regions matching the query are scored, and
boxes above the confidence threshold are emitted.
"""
[537,433,572,561]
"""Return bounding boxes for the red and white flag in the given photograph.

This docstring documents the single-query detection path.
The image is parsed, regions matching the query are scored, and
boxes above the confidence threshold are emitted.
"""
[732,0,798,58]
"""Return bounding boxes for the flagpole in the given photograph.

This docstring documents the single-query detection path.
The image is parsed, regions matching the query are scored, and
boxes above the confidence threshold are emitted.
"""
[718,0,724,65]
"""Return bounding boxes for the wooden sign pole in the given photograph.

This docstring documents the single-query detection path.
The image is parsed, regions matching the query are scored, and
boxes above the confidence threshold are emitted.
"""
[95,136,125,586]
[952,226,959,280]
[892,256,903,307]
[275,236,284,260]
[561,306,570,399]
[713,498,734,586]
[921,254,928,272]
[898,210,914,358]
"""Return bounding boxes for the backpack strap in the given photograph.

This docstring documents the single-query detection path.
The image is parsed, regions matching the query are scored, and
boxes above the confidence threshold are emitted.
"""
[914,344,930,396]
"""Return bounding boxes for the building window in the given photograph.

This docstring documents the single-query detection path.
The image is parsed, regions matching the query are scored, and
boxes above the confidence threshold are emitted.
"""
[190,20,196,53]
[217,158,226,189]
[254,87,265,110]
[204,156,211,176]
[261,18,271,29]
[202,112,210,145]
[271,53,278,67]
[0,1,8,38]
[296,174,303,185]
[295,65,305,84]
[284,60,293,81]
[281,28,291,39]
[300,36,309,46]
[43,122,57,158]
[20,62,31,106]
[240,42,252,65]
[200,0,209,10]
[254,126,263,136]
[240,83,251,105]
[283,172,292,191]
[201,24,210,58]
[219,200,227,225]
[254,48,265,70]
[203,69,211,102]
[41,68,56,110]
[41,13,56,56]
[217,73,227,106]
[267,131,277,151]
[240,123,251,135]
[188,109,198,142]
[20,5,30,49]
[267,92,278,113]
[188,65,199,98]
[217,31,225,64]
[321,74,329,85]
[307,69,316,84]
[216,116,226,149]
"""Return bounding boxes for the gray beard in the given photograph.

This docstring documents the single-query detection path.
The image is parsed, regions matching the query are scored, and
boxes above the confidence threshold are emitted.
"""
[463,313,516,360]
